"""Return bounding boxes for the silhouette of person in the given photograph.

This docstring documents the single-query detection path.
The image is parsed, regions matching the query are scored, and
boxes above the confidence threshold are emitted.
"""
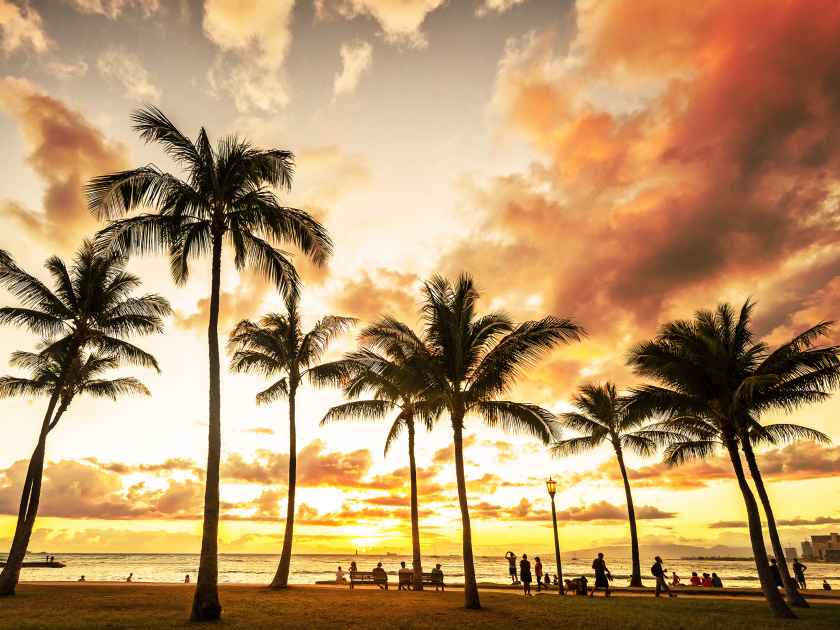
[590,553,611,597]
[505,551,518,583]
[520,554,532,596]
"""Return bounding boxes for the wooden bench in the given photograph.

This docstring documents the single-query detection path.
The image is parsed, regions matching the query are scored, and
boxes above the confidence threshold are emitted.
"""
[349,571,388,590]
[397,572,445,590]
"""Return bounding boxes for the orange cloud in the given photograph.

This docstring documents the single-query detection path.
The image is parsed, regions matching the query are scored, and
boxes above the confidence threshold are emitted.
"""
[441,0,840,397]
[330,268,421,324]
[0,77,127,248]
[472,498,674,523]
[587,441,840,490]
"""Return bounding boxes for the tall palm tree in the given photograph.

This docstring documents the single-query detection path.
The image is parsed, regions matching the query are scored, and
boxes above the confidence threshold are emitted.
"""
[366,274,583,608]
[553,382,674,587]
[0,242,168,595]
[627,302,839,618]
[88,106,331,620]
[646,314,838,609]
[320,328,438,590]
[228,295,354,588]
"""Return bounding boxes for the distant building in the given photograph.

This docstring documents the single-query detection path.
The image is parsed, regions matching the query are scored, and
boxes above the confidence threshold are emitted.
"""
[801,533,840,562]
[784,547,797,560]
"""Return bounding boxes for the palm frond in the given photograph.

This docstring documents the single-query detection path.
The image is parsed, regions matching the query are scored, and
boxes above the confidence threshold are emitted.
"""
[472,400,557,444]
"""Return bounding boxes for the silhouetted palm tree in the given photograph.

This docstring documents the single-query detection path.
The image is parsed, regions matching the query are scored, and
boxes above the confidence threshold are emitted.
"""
[627,302,839,618]
[645,313,838,609]
[370,274,583,608]
[320,327,438,590]
[88,106,331,620]
[228,295,354,588]
[553,382,674,587]
[0,242,168,595]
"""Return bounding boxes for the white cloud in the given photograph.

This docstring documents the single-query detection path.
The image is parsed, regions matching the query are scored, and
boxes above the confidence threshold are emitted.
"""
[97,47,161,102]
[202,0,295,113]
[64,0,160,18]
[0,0,50,55]
[333,40,373,99]
[476,0,527,16]
[46,59,89,79]
[315,0,445,48]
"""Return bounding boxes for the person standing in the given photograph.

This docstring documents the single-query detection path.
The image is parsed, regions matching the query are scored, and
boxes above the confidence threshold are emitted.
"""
[792,558,807,590]
[505,551,518,584]
[520,554,532,596]
[590,553,611,597]
[652,556,676,598]
[534,557,543,592]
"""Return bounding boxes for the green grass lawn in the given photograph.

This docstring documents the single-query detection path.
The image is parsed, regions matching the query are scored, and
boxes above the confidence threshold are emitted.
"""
[0,584,837,629]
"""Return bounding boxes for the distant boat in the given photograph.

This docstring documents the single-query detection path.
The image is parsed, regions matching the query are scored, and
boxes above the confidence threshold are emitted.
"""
[0,561,66,568]
[385,552,397,557]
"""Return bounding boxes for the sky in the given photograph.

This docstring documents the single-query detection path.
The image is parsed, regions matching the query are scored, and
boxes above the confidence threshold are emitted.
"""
[0,0,839,557]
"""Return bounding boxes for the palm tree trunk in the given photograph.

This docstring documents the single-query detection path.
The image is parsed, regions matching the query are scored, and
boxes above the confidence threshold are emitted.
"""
[407,419,423,591]
[614,445,642,587]
[724,436,795,618]
[741,436,808,607]
[271,383,296,588]
[0,395,61,595]
[191,235,223,622]
[453,417,480,609]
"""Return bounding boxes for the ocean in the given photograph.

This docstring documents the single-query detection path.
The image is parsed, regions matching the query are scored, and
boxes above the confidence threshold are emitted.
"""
[8,552,839,589]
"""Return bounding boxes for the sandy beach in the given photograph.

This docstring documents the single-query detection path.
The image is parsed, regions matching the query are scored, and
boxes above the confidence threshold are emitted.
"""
[1,583,838,629]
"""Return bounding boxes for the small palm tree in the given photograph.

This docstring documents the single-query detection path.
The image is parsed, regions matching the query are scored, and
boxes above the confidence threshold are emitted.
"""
[228,296,354,588]
[0,242,168,596]
[88,106,331,620]
[373,274,583,609]
[553,383,674,587]
[627,302,839,618]
[320,327,439,590]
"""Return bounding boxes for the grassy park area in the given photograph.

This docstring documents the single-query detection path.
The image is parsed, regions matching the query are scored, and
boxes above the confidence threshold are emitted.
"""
[1,584,838,629]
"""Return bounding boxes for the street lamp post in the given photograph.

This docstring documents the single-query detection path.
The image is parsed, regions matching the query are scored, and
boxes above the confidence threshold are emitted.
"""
[546,477,564,595]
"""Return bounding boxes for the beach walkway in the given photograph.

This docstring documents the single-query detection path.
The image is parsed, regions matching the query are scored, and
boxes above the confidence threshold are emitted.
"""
[3,583,839,629]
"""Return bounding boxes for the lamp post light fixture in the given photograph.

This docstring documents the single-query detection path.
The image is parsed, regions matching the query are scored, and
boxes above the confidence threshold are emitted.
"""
[546,477,564,595]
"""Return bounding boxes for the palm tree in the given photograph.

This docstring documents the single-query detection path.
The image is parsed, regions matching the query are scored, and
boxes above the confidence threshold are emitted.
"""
[0,241,169,595]
[228,295,354,588]
[553,382,674,587]
[88,106,331,620]
[365,274,583,608]
[645,314,838,609]
[626,301,839,618]
[320,327,438,590]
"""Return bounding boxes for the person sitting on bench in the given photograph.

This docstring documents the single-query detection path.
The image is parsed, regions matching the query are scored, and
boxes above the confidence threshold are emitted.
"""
[398,562,412,590]
[372,562,388,589]
[431,564,445,591]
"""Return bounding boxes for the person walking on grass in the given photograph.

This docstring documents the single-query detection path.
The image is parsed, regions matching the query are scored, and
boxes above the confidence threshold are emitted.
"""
[520,554,532,597]
[590,553,611,597]
[792,559,807,590]
[534,557,543,592]
[652,557,676,598]
[505,551,518,584]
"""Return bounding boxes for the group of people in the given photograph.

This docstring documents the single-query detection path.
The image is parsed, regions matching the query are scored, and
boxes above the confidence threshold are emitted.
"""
[682,571,723,588]
[335,560,444,590]
[769,557,831,592]
[505,551,557,595]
